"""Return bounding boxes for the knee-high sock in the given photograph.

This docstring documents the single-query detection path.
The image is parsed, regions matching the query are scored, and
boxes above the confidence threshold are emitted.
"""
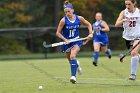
[131,56,139,75]
[106,49,111,55]
[70,60,78,76]
[94,52,99,63]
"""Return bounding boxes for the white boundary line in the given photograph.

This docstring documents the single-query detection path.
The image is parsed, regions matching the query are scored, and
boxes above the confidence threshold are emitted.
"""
[54,76,140,81]
[54,77,140,86]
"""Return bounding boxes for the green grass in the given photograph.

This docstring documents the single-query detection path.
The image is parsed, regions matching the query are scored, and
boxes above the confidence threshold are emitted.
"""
[0,56,140,93]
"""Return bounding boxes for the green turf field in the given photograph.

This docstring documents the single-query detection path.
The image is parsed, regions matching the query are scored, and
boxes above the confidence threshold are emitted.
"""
[0,56,140,93]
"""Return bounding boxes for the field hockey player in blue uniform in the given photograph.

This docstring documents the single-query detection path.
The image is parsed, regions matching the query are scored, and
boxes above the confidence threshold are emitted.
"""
[56,0,93,84]
[92,12,112,66]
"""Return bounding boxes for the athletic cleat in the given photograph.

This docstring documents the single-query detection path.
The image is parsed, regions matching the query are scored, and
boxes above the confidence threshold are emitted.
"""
[93,61,98,66]
[107,49,112,59]
[129,74,136,80]
[108,55,111,59]
[70,76,76,84]
[77,60,82,75]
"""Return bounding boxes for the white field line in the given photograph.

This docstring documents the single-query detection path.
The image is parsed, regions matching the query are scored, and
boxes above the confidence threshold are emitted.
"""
[54,76,140,81]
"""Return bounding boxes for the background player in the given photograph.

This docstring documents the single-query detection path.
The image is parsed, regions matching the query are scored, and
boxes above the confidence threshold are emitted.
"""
[115,0,140,80]
[92,12,111,66]
[56,0,93,84]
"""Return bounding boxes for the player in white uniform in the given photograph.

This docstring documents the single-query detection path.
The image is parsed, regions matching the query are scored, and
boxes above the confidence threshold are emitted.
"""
[115,0,140,80]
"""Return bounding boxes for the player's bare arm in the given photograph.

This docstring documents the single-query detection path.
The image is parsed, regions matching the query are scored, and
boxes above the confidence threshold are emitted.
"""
[78,16,93,34]
[56,18,69,44]
[115,10,129,27]
[101,21,110,32]
[78,16,93,38]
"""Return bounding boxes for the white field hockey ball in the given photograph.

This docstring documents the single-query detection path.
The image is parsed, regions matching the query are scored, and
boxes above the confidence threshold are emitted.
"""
[38,86,43,90]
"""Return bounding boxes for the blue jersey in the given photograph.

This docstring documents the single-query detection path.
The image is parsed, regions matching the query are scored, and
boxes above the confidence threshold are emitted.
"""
[61,15,82,52]
[93,20,109,46]
[62,15,80,39]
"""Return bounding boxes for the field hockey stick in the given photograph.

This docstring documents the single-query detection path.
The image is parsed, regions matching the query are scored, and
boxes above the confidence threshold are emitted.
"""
[43,37,88,48]
[120,41,140,63]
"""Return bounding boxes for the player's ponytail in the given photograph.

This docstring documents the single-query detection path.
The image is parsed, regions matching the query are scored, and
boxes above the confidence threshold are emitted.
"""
[63,0,73,9]
[64,0,72,6]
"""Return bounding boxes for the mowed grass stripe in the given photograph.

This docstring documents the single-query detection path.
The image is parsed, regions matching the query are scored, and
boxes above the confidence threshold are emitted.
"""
[0,56,139,93]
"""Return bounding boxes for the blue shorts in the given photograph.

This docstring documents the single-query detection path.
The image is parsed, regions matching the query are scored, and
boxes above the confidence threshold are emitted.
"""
[62,40,82,52]
[93,35,109,46]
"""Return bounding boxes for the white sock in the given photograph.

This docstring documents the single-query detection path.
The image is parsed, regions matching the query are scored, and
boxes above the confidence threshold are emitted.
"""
[76,60,80,68]
[131,56,139,75]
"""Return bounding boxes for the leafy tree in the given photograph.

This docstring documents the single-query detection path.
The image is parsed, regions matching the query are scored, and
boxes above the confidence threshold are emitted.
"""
[0,2,32,28]
[67,0,123,24]
[70,0,106,22]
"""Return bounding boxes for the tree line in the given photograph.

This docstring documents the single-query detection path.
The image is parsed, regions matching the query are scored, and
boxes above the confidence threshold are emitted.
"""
[0,0,139,54]
[1,0,140,28]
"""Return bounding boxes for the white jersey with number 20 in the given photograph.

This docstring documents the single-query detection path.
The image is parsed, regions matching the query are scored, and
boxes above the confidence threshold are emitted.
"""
[123,8,140,40]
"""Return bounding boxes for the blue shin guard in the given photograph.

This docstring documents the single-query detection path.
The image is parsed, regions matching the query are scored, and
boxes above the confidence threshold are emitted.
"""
[106,49,111,58]
[94,52,99,63]
[70,60,78,76]
[106,49,111,55]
